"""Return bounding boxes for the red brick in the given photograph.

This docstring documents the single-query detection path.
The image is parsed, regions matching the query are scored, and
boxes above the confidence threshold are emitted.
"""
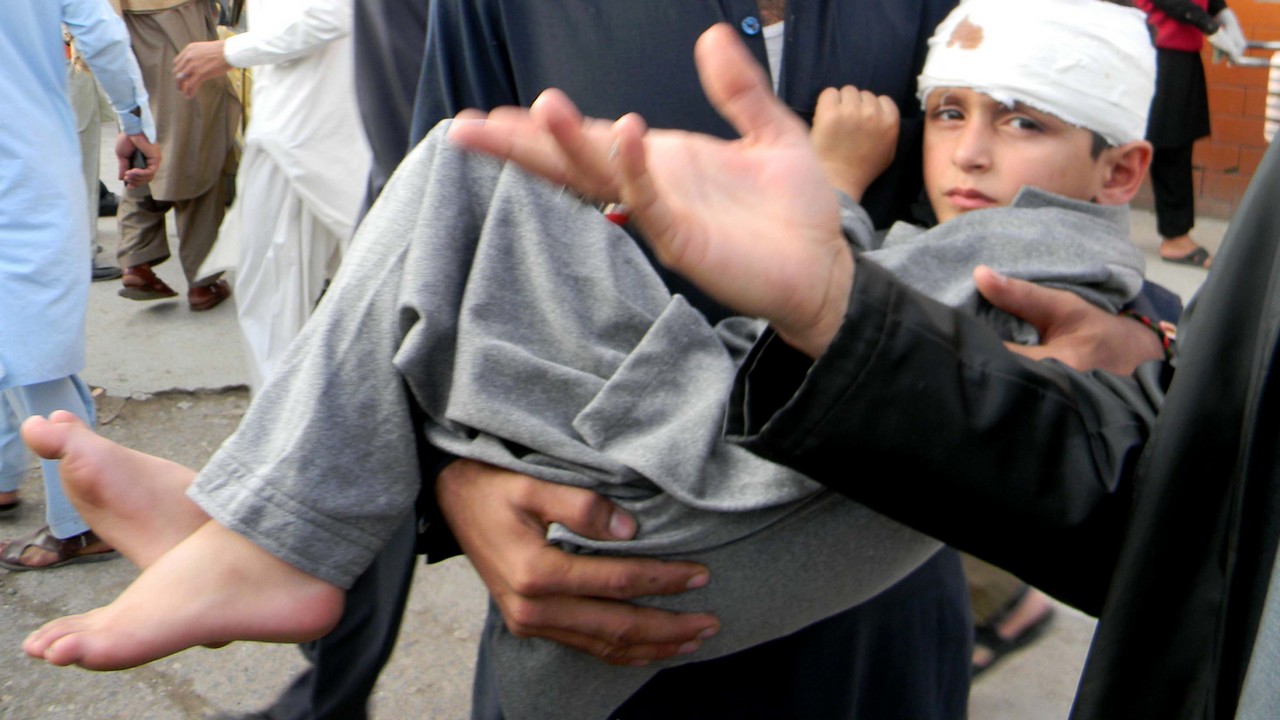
[1236,1,1280,28]
[1192,142,1241,172]
[1240,146,1268,176]
[1206,61,1266,86]
[1201,170,1254,204]
[1244,85,1271,118]
[1208,84,1248,115]
[1212,115,1270,147]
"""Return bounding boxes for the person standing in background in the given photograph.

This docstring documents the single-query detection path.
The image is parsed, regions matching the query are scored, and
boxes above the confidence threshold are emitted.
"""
[204,2,429,716]
[0,0,159,570]
[1137,0,1247,268]
[115,0,241,311]
[66,18,127,282]
[413,3,972,719]
[172,0,371,391]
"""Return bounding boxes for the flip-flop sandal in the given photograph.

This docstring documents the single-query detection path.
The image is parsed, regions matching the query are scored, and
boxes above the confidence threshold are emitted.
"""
[0,526,118,571]
[971,589,1056,677]
[188,279,232,311]
[119,265,179,301]
[1161,246,1211,268]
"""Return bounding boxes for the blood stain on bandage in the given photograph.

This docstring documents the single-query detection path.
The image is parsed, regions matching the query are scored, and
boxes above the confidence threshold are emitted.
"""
[947,17,983,49]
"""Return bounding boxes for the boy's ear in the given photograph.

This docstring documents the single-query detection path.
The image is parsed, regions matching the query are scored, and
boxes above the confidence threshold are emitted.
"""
[1095,140,1153,205]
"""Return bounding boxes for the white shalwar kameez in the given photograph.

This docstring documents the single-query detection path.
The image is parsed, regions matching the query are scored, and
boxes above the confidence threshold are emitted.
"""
[212,0,370,391]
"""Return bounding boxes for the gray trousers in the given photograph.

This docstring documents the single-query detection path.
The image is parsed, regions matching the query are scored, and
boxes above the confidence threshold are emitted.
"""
[190,126,946,720]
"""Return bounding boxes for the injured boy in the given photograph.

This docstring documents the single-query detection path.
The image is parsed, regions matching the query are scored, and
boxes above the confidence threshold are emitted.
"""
[21,1,1157,718]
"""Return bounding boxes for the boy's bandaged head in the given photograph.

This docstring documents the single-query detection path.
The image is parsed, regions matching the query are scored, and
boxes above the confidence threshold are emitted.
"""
[917,0,1156,146]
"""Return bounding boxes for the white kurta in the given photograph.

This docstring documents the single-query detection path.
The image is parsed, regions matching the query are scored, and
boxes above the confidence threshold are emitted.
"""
[0,0,152,391]
[207,0,370,390]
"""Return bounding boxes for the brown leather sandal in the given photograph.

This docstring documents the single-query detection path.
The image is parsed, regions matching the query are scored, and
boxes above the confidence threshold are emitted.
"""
[188,278,232,311]
[0,526,118,571]
[119,263,179,301]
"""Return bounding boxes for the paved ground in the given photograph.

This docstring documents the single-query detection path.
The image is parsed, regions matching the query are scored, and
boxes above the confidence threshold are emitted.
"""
[0,125,1228,719]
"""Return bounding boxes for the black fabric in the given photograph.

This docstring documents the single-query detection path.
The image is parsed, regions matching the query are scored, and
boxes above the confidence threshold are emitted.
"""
[470,549,972,720]
[266,512,418,720]
[731,259,1161,613]
[729,139,1280,719]
[352,0,429,206]
[412,0,953,234]
[414,4,973,719]
[1150,143,1198,238]
[1147,49,1211,148]
[1128,280,1185,326]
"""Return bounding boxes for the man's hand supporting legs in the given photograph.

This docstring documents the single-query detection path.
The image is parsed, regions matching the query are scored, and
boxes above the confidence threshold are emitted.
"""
[437,459,719,666]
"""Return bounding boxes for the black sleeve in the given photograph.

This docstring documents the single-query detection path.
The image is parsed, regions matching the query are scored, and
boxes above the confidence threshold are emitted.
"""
[409,0,519,145]
[407,380,462,562]
[406,0,520,560]
[1145,0,1222,34]
[726,258,1170,613]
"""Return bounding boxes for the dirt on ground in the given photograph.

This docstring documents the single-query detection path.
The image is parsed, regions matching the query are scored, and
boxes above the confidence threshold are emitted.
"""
[91,388,251,470]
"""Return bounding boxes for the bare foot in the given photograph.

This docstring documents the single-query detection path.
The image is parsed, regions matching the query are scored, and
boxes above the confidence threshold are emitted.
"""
[21,410,208,568]
[23,519,344,670]
[972,587,1055,674]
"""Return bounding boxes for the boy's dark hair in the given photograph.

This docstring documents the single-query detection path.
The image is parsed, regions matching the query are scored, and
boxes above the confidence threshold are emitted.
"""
[1090,131,1111,159]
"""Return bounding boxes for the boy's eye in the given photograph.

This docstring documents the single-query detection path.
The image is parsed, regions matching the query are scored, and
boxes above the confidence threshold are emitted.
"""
[1006,116,1043,132]
[931,107,964,121]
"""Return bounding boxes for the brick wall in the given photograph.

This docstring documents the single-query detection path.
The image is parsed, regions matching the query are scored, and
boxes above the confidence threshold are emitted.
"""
[1133,0,1280,219]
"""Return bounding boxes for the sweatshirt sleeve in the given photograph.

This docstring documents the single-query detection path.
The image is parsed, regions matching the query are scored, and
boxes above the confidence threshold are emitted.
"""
[725,256,1169,613]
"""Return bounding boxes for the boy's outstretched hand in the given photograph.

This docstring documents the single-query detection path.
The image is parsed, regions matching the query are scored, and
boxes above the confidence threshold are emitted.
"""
[449,23,853,359]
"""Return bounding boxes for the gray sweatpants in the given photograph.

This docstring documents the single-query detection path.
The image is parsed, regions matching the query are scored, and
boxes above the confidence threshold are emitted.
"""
[189,124,942,720]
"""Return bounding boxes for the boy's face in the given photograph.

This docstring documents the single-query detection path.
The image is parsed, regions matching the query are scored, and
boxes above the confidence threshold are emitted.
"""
[923,88,1109,223]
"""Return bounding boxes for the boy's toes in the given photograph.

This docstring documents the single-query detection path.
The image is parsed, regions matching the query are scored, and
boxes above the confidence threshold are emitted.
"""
[24,616,79,660]
[19,414,84,460]
[41,632,89,667]
[48,409,89,427]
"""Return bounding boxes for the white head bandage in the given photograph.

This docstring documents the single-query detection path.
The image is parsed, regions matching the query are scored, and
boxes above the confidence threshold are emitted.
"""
[917,0,1156,147]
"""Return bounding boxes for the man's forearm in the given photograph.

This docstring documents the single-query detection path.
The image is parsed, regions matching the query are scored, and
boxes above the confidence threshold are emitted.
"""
[728,258,1167,614]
